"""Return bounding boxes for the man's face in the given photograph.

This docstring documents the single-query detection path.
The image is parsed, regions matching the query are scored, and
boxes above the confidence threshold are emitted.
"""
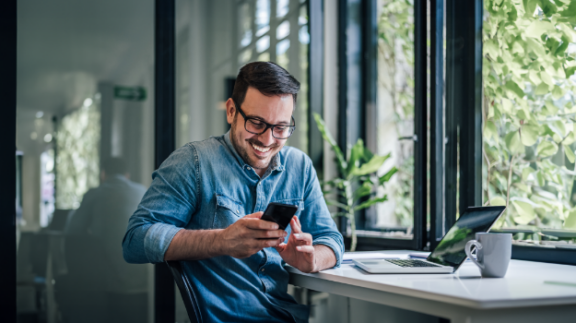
[227,87,293,174]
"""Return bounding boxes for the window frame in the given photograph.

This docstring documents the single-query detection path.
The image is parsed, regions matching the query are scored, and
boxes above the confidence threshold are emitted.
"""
[1,0,17,319]
[338,0,429,251]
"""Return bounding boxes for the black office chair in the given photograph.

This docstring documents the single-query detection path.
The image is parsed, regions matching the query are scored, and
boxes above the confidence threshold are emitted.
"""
[166,261,203,323]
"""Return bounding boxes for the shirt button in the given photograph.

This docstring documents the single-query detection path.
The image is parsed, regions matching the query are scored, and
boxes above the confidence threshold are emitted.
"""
[236,210,239,214]
[261,268,265,272]
[246,166,251,170]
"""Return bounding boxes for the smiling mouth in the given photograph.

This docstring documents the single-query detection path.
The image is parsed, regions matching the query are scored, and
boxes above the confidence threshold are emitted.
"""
[251,143,271,153]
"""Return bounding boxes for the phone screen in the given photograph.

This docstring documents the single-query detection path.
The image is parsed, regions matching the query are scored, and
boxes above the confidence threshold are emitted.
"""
[261,202,298,230]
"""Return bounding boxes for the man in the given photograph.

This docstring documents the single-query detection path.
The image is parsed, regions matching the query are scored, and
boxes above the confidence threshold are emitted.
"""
[64,157,148,322]
[123,62,343,322]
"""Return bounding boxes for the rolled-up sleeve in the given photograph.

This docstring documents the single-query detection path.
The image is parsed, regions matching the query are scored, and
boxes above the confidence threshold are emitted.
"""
[300,159,344,268]
[122,144,200,264]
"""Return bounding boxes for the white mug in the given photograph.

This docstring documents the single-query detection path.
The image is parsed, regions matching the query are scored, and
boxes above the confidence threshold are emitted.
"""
[465,233,512,278]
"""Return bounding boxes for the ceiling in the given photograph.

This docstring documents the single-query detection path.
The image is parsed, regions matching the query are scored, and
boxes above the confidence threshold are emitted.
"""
[17,0,154,114]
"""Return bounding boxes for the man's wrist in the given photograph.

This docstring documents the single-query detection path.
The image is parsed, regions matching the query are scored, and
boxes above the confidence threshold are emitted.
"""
[209,229,225,257]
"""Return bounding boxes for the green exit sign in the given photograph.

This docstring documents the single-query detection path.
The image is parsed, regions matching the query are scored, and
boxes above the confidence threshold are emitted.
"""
[114,86,147,101]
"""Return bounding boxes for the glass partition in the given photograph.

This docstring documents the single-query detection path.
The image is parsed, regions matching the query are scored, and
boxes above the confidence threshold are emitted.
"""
[16,1,155,321]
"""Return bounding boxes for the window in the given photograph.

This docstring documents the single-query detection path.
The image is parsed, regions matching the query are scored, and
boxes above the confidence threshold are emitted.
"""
[55,100,100,209]
[341,0,576,263]
[236,0,310,154]
[482,0,576,249]
[371,0,416,238]
[340,0,429,250]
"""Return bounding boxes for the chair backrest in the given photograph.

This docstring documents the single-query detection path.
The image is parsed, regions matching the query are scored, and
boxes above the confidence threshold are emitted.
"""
[166,261,203,323]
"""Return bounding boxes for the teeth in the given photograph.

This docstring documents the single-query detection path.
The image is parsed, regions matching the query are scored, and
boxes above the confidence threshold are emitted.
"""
[252,143,270,153]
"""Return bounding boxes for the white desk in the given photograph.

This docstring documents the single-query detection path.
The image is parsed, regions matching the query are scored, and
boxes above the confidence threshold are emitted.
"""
[287,250,576,323]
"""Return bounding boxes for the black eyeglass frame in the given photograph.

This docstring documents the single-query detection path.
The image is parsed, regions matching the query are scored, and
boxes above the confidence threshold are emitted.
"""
[233,103,296,139]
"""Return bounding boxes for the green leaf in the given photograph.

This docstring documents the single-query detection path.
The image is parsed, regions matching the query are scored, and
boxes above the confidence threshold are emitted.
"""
[325,199,349,210]
[544,101,559,115]
[523,0,538,17]
[507,4,518,21]
[354,196,388,212]
[525,20,555,38]
[502,98,513,114]
[313,113,347,174]
[521,124,539,146]
[540,71,554,86]
[351,154,390,177]
[515,183,532,193]
[490,196,507,206]
[511,41,525,56]
[353,181,372,201]
[330,212,348,219]
[485,121,497,140]
[564,208,576,229]
[534,82,551,95]
[522,167,535,181]
[537,170,546,186]
[555,35,570,57]
[566,64,576,78]
[505,80,525,98]
[526,38,546,57]
[561,1,576,17]
[552,85,565,100]
[512,200,536,225]
[536,140,558,157]
[484,39,500,59]
[505,130,524,154]
[528,70,541,85]
[538,0,557,17]
[347,139,365,175]
[564,144,575,163]
[363,145,374,162]
[378,166,398,185]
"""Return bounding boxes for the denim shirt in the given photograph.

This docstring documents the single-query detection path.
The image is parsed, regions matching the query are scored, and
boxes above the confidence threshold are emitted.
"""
[122,132,344,322]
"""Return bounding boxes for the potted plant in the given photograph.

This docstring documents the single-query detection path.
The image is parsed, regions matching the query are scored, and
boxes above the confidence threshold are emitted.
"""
[314,113,397,251]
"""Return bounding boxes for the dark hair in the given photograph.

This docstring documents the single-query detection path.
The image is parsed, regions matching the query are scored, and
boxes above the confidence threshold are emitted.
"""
[231,61,300,110]
[101,157,128,175]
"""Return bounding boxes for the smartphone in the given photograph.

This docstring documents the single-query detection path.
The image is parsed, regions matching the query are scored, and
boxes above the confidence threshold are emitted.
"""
[261,202,298,230]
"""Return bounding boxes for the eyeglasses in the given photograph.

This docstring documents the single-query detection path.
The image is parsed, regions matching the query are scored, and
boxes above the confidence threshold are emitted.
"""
[234,104,296,139]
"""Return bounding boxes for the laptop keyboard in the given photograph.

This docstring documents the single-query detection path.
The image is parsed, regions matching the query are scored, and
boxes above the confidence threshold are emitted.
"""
[386,259,440,268]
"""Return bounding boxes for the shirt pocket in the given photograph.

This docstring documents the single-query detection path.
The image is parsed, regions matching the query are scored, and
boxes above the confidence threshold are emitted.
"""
[212,194,245,229]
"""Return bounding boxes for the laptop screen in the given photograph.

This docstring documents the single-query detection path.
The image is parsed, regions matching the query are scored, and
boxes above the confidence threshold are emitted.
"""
[426,206,506,268]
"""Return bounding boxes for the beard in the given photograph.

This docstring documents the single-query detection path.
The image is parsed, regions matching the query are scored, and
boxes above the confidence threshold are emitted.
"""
[230,115,280,171]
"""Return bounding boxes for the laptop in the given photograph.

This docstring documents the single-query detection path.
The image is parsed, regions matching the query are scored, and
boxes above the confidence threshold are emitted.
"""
[353,206,506,274]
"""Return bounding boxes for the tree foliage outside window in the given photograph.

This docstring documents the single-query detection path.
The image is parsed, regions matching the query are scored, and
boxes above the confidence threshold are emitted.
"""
[483,0,576,233]
[377,0,415,228]
[55,101,100,209]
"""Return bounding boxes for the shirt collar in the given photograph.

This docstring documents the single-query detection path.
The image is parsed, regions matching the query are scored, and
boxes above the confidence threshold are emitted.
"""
[224,130,285,173]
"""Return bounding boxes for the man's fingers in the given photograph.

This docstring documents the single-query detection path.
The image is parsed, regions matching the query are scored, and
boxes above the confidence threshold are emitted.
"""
[244,218,279,230]
[261,238,283,248]
[295,245,315,253]
[290,216,302,233]
[293,233,312,244]
[255,229,287,239]
[244,211,264,219]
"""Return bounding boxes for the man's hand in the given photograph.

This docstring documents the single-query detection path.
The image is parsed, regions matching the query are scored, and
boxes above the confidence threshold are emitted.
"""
[216,212,287,258]
[276,216,336,273]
